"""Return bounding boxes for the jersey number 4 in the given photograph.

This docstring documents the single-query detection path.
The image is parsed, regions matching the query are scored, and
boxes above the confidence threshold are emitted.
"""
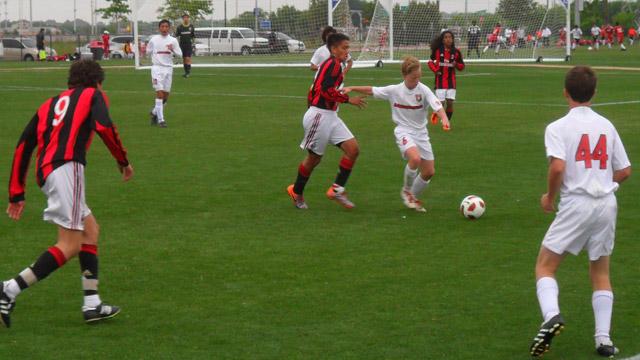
[52,95,70,127]
[575,134,608,169]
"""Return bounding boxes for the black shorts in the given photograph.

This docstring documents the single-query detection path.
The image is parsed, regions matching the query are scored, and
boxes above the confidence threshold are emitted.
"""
[180,43,193,58]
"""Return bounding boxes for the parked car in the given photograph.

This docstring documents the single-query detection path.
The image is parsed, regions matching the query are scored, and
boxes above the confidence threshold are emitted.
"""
[1,38,56,61]
[258,31,305,53]
[194,27,269,55]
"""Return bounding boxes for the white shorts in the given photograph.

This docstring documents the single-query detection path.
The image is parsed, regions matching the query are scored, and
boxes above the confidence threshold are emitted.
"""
[394,126,434,160]
[435,89,456,101]
[299,107,354,156]
[151,66,173,92]
[41,161,92,231]
[542,194,617,261]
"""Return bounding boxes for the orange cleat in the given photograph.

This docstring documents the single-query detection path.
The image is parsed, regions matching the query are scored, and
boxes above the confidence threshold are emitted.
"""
[326,185,355,209]
[287,185,308,209]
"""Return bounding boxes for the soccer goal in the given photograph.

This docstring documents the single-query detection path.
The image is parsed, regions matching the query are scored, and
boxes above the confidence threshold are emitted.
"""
[131,0,571,68]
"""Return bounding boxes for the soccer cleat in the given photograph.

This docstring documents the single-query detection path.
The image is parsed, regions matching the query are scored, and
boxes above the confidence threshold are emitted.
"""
[149,111,158,126]
[596,341,619,358]
[158,121,168,128]
[529,314,565,357]
[182,73,190,78]
[401,189,415,209]
[287,185,308,209]
[326,185,355,209]
[83,303,121,324]
[412,198,427,213]
[430,112,439,125]
[0,282,16,328]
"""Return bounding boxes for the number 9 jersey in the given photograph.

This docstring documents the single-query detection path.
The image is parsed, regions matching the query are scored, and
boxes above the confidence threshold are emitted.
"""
[544,106,630,198]
[8,87,129,203]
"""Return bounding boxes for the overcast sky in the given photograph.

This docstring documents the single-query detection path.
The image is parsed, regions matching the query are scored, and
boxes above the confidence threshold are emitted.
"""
[3,0,561,22]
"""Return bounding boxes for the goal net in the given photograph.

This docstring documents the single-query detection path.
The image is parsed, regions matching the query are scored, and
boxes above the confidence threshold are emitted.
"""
[132,0,354,68]
[131,0,570,68]
[358,0,571,64]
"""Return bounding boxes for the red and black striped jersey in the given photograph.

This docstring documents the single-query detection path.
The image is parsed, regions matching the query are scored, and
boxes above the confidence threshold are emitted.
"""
[428,46,465,90]
[308,56,349,111]
[9,87,129,203]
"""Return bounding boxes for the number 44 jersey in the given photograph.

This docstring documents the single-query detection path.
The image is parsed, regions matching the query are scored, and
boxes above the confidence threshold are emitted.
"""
[9,87,129,203]
[545,106,630,198]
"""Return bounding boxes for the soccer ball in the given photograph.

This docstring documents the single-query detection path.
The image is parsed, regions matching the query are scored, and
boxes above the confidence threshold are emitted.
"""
[588,46,593,51]
[460,195,486,219]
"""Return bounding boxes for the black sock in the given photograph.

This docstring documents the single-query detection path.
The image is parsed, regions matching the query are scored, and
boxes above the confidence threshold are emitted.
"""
[183,63,188,73]
[334,157,354,187]
[446,110,453,121]
[79,244,99,296]
[30,246,66,282]
[186,64,191,74]
[293,164,310,195]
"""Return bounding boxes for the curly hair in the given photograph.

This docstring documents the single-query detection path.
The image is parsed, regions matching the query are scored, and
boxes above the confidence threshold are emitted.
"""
[430,30,456,56]
[67,60,104,89]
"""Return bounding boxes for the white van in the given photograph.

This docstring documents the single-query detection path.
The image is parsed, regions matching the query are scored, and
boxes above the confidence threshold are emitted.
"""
[194,27,269,56]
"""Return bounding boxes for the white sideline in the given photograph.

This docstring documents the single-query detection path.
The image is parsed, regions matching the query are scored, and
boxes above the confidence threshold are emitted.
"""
[619,354,640,360]
[0,85,637,109]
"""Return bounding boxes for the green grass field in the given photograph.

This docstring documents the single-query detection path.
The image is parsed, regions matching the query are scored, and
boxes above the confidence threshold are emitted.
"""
[0,47,639,359]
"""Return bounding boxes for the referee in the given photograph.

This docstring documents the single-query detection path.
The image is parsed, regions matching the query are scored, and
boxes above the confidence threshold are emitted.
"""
[175,14,195,78]
[467,20,481,58]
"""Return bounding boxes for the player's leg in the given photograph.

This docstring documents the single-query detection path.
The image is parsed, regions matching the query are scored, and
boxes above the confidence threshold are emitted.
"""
[288,150,322,209]
[589,256,618,356]
[78,214,120,323]
[530,246,566,357]
[445,95,455,121]
[400,146,421,209]
[408,159,434,212]
[326,137,359,208]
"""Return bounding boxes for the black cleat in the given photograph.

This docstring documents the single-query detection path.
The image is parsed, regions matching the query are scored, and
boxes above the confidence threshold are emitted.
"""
[182,73,190,78]
[596,343,619,358]
[530,314,565,357]
[158,121,168,128]
[150,111,158,126]
[0,282,16,328]
[83,303,121,324]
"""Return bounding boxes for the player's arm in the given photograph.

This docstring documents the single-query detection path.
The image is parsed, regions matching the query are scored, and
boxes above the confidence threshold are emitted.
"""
[90,91,133,181]
[427,51,440,73]
[614,167,631,184]
[612,131,632,184]
[342,86,373,96]
[454,49,465,71]
[320,62,366,109]
[7,113,38,220]
[172,38,183,58]
[541,157,565,213]
[426,88,449,130]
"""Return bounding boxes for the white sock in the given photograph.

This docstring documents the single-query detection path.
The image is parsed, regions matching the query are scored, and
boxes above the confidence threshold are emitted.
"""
[482,46,488,53]
[403,165,418,191]
[410,176,430,197]
[2,279,21,299]
[593,290,614,340]
[536,277,560,322]
[154,98,164,122]
[83,294,102,309]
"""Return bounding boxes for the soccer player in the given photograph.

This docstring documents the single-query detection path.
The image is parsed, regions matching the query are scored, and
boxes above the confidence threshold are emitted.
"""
[590,23,601,50]
[147,19,182,128]
[101,31,110,59]
[482,23,502,53]
[529,66,631,358]
[287,33,367,210]
[604,24,614,49]
[175,14,195,78]
[467,20,481,58]
[628,26,637,46]
[310,26,353,75]
[570,25,582,50]
[427,30,464,125]
[541,26,551,47]
[343,57,450,212]
[0,60,133,328]
[614,23,626,50]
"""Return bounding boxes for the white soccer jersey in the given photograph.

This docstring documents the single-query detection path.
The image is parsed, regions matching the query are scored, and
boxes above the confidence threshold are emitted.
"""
[545,106,630,198]
[372,82,443,130]
[147,34,182,67]
[310,45,352,67]
[591,26,601,37]
[571,28,582,39]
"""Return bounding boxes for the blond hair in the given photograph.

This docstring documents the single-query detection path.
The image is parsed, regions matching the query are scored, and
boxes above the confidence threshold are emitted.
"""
[401,56,421,76]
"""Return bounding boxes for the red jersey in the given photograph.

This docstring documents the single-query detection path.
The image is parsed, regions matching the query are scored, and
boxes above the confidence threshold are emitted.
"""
[489,26,501,42]
[9,87,129,203]
[428,46,465,90]
[101,34,110,50]
[615,25,624,39]
[604,26,614,38]
[629,28,638,37]
[308,57,349,111]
